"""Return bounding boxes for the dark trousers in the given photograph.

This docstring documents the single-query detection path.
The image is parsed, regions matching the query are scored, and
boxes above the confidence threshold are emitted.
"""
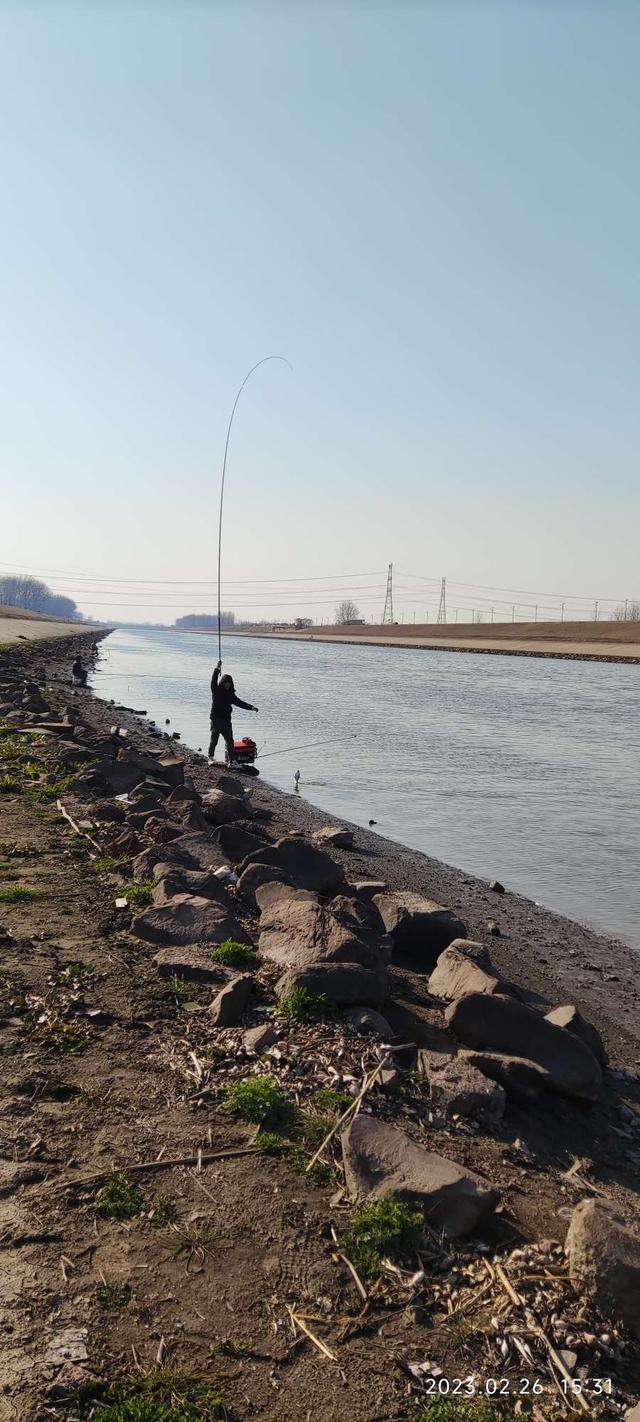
[209,717,234,762]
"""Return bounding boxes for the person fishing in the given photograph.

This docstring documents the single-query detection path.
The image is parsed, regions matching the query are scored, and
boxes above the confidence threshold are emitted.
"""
[209,660,258,764]
[71,656,88,687]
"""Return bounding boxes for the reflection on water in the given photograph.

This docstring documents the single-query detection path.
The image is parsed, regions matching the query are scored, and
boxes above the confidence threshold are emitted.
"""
[93,629,640,948]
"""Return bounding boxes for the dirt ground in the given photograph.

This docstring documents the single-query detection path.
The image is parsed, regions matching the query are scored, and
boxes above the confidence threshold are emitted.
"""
[1,634,639,1422]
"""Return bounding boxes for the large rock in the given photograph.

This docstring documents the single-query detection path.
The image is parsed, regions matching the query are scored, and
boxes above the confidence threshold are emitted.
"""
[342,1115,498,1238]
[89,758,145,795]
[202,789,249,826]
[215,824,269,863]
[544,1005,607,1068]
[236,863,293,912]
[210,974,252,1026]
[342,1006,394,1039]
[132,838,216,882]
[445,994,603,1102]
[256,882,381,971]
[133,894,243,947]
[124,749,184,787]
[277,961,386,1009]
[164,832,223,871]
[428,940,506,1001]
[373,891,466,966]
[313,826,354,850]
[420,1051,506,1124]
[353,880,388,902]
[153,946,231,985]
[460,1050,551,1103]
[566,1199,640,1338]
[239,834,345,894]
[151,864,231,906]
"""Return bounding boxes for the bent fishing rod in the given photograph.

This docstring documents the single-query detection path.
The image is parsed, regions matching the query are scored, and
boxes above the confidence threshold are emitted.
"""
[217,355,292,662]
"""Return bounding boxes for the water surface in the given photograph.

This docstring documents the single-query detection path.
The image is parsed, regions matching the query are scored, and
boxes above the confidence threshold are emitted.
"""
[93,629,640,948]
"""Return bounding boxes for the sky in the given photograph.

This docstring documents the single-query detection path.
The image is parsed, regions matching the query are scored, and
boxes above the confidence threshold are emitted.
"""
[1,0,638,626]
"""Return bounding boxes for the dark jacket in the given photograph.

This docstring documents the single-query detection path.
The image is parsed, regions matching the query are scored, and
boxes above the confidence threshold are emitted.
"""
[210,666,255,721]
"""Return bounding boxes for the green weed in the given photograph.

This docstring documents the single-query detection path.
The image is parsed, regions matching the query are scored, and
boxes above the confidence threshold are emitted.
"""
[0,884,42,903]
[343,1194,423,1280]
[312,1087,352,1113]
[160,974,193,1004]
[149,1196,178,1228]
[97,1281,132,1310]
[63,1366,225,1420]
[91,855,127,874]
[50,1023,91,1054]
[254,1131,334,1185]
[0,777,20,794]
[55,961,94,989]
[0,842,39,858]
[224,1074,295,1133]
[278,987,332,1021]
[68,834,89,858]
[254,1131,291,1156]
[212,938,257,969]
[95,1174,144,1220]
[120,882,153,908]
[25,771,80,803]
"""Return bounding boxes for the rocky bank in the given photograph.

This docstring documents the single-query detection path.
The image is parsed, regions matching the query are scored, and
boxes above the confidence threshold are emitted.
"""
[0,631,638,1422]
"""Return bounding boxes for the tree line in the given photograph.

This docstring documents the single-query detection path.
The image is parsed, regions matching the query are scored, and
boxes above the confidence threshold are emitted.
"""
[0,575,81,621]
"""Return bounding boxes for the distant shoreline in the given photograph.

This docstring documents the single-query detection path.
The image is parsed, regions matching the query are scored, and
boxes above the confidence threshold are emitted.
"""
[221,619,640,666]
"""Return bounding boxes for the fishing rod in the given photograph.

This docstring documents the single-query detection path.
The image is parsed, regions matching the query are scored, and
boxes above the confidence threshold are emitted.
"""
[258,733,358,760]
[217,355,292,662]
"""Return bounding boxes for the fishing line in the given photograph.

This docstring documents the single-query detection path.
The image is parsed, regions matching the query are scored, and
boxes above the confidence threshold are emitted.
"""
[258,734,358,760]
[216,355,292,662]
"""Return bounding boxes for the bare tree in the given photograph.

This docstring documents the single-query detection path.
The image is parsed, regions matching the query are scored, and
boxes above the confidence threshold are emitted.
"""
[613,601,640,621]
[0,574,80,620]
[335,599,361,624]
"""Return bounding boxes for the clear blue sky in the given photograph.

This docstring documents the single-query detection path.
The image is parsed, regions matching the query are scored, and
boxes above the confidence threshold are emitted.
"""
[1,0,638,624]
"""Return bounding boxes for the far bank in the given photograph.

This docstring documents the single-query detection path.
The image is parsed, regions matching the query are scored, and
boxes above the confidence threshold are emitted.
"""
[230,617,640,665]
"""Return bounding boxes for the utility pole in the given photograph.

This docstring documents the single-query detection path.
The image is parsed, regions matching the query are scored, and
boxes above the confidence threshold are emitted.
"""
[561,602,564,622]
[455,609,459,623]
[512,605,515,623]
[593,600,598,622]
[491,607,494,623]
[624,599,628,621]
[437,577,447,625]
[382,564,394,624]
[534,605,538,622]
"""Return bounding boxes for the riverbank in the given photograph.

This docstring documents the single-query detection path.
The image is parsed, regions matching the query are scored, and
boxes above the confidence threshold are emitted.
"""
[0,607,107,648]
[1,634,639,1420]
[234,619,640,665]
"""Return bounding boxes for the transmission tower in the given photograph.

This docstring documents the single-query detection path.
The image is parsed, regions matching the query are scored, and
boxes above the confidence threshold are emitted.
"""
[437,576,447,625]
[382,563,394,623]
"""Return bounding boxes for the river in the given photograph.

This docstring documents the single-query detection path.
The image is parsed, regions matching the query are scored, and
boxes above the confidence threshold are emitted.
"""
[92,628,640,949]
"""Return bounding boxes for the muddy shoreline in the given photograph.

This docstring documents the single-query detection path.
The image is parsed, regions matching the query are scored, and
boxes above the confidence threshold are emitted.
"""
[51,632,640,1071]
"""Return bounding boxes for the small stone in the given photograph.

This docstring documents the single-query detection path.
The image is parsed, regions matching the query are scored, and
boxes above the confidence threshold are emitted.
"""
[48,1363,96,1399]
[210,974,252,1027]
[487,919,501,937]
[243,1022,277,1054]
[489,880,505,894]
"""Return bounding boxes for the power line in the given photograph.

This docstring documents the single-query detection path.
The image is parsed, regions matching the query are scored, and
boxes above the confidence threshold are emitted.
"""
[0,561,385,587]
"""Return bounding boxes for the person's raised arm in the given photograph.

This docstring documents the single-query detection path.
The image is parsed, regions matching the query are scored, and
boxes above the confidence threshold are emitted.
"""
[211,660,221,693]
